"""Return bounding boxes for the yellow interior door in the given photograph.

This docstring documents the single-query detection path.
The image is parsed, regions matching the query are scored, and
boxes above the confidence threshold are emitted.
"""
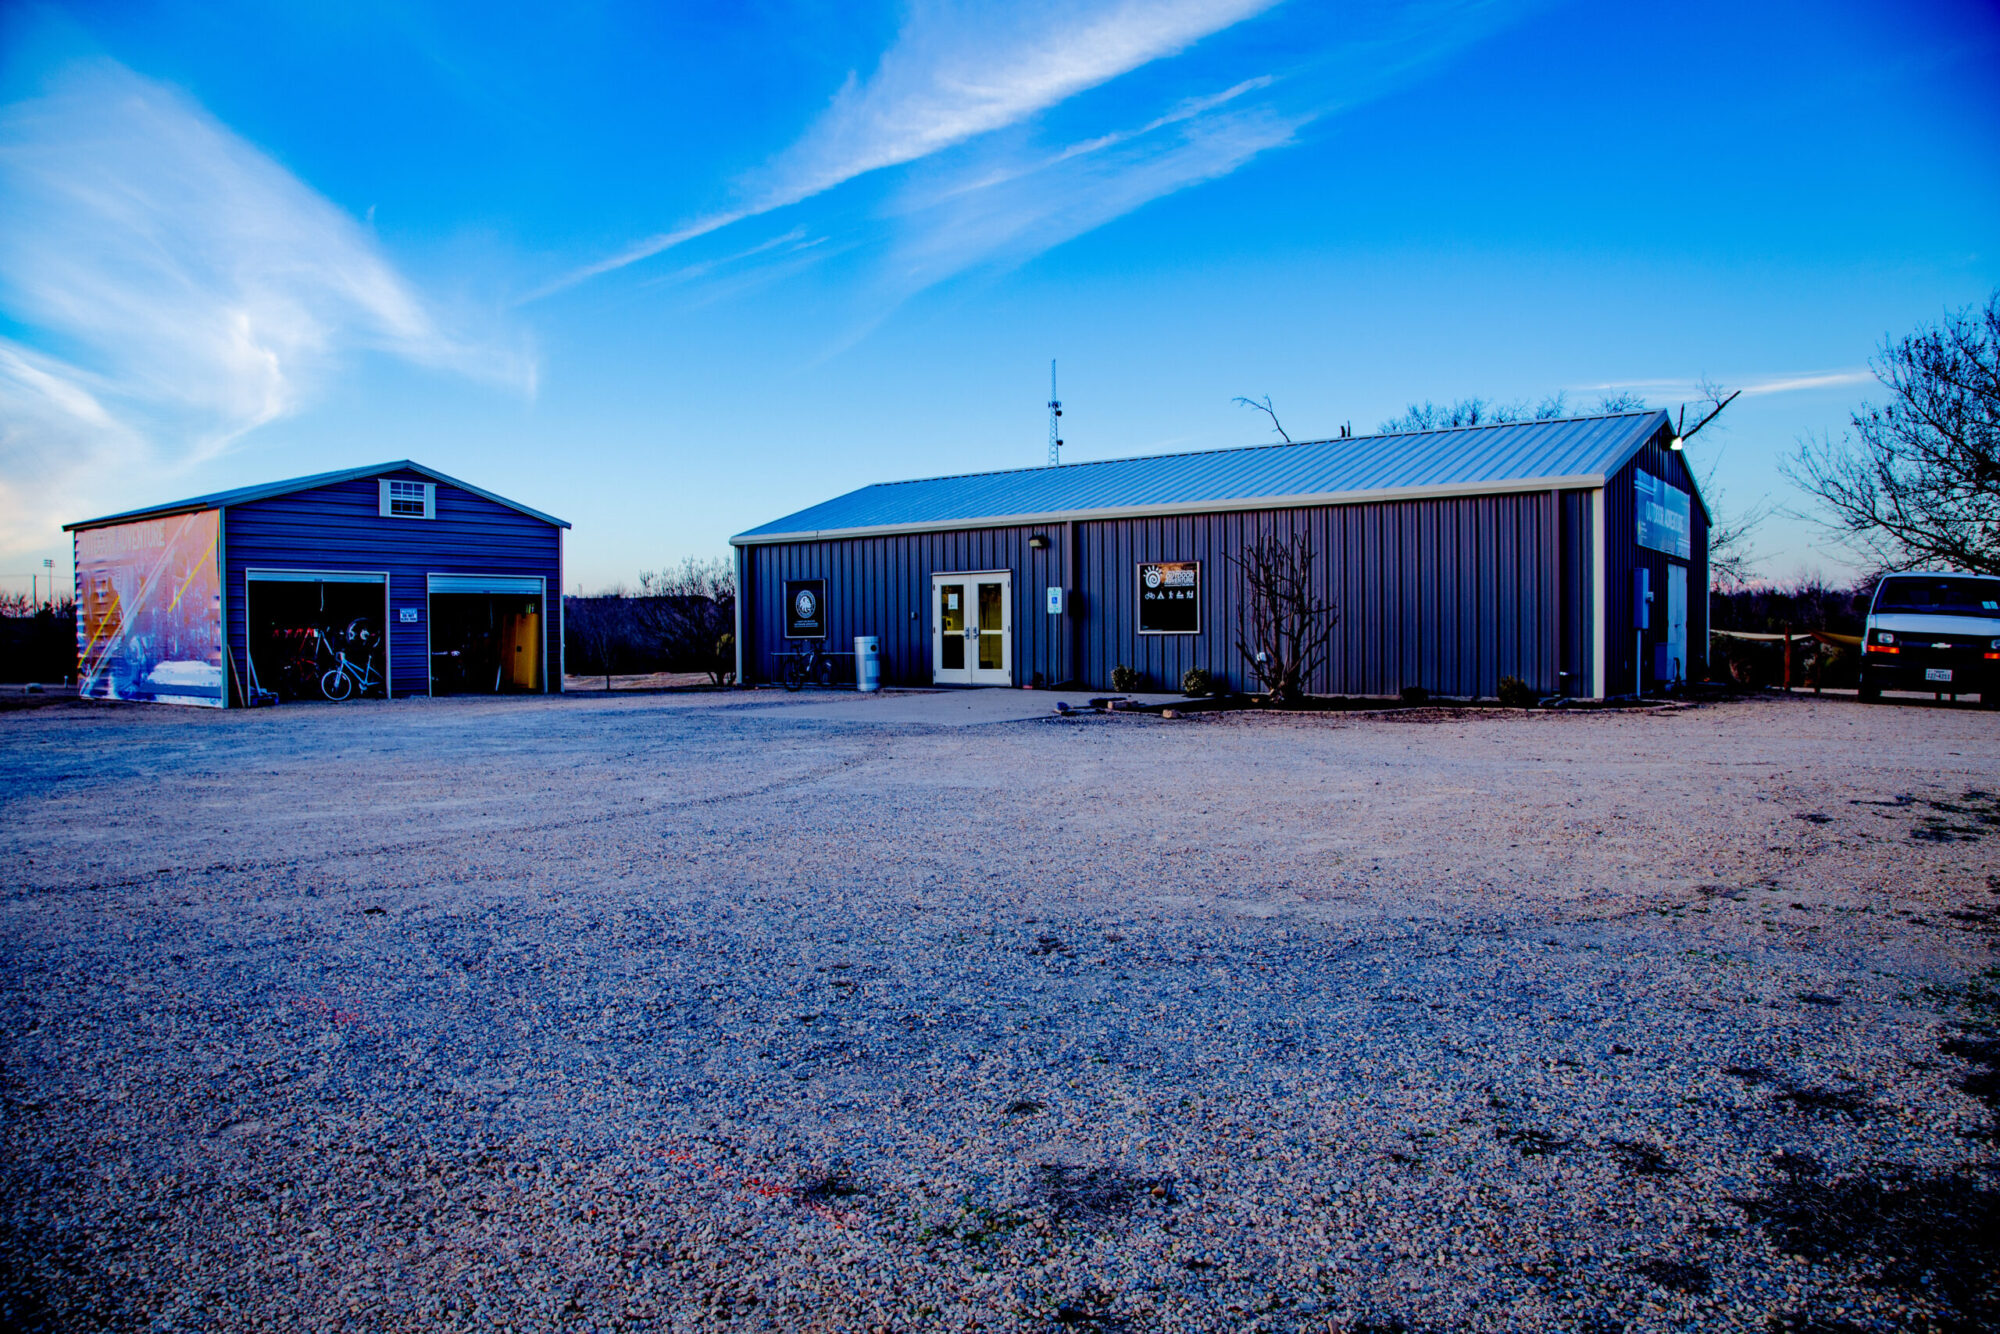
[504,606,540,690]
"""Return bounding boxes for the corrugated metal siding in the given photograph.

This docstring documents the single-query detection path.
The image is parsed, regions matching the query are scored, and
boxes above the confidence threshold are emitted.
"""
[223,470,564,699]
[746,488,1593,697]
[739,412,1668,540]
[745,526,1068,688]
[1558,489,1596,697]
[1605,427,1710,693]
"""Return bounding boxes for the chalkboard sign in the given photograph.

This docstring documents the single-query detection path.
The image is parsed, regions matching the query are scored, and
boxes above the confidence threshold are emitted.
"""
[784,579,827,639]
[1634,470,1692,559]
[1138,561,1200,634]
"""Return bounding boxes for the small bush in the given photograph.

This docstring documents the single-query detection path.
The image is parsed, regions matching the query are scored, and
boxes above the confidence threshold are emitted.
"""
[1496,675,1538,708]
[1399,685,1429,705]
[1110,664,1143,692]
[1180,667,1213,697]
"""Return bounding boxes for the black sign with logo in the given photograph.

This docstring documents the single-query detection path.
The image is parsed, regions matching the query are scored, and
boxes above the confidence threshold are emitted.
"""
[784,579,827,639]
[1137,561,1200,634]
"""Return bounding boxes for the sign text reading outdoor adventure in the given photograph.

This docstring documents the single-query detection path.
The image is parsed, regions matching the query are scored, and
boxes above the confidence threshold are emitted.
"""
[784,579,827,639]
[1634,471,1692,560]
[1137,561,1200,634]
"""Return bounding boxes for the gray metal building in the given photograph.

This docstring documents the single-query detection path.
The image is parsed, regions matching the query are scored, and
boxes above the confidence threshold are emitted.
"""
[731,411,1708,698]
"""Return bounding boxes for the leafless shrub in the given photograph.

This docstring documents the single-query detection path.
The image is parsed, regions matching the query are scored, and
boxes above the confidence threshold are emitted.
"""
[634,557,737,684]
[1232,531,1336,704]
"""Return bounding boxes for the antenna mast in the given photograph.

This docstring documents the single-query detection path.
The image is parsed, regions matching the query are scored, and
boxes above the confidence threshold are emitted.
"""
[1047,360,1063,467]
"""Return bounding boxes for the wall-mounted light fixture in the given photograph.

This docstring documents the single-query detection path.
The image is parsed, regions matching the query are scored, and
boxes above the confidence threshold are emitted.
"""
[1028,534,1049,549]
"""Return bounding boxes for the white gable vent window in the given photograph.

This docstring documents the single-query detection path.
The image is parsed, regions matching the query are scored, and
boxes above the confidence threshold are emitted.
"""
[379,479,435,519]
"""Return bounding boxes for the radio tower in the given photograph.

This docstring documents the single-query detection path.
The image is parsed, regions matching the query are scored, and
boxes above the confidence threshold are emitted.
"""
[1047,360,1063,467]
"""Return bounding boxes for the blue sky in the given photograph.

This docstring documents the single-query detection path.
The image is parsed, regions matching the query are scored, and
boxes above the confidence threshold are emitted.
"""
[2,0,1996,592]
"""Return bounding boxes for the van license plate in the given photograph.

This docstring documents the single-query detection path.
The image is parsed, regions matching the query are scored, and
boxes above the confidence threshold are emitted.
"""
[1925,667,1953,683]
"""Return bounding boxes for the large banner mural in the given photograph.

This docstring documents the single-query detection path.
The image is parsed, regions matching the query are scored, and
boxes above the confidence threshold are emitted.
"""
[75,511,225,706]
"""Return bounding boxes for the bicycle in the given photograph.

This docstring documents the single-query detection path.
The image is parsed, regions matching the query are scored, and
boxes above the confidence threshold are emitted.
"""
[782,641,835,691]
[320,620,384,701]
[320,649,383,701]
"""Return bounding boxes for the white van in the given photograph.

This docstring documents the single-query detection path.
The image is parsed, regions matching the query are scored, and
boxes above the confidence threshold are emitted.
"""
[1858,571,2000,705]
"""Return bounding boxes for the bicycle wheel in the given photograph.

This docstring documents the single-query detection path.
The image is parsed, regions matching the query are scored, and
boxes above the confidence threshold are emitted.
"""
[321,668,353,701]
[782,655,807,691]
[816,654,836,688]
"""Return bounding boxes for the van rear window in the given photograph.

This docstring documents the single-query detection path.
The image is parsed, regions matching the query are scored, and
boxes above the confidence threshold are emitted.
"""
[1874,576,2000,616]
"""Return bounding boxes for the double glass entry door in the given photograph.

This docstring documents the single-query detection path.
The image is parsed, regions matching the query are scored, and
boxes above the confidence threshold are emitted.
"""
[932,572,1011,685]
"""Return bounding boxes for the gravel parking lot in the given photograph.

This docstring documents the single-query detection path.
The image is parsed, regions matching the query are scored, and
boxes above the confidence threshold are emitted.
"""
[1,690,1995,1332]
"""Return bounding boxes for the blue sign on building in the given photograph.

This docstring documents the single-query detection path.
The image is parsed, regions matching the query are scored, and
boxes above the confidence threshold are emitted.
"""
[1634,470,1691,559]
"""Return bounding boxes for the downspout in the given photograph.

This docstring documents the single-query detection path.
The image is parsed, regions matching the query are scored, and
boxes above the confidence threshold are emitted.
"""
[555,528,565,693]
[733,542,747,687]
[218,507,232,707]
[1590,487,1607,699]
[1066,519,1080,688]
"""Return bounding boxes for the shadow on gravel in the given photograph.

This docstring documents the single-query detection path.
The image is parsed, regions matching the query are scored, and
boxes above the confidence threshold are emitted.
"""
[1724,1064,1876,1121]
[1630,1257,1712,1294]
[1031,1163,1175,1226]
[1608,1139,1680,1176]
[1735,1151,1999,1331]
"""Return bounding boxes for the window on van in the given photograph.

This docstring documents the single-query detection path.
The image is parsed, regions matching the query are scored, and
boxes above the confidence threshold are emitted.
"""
[1874,576,2000,617]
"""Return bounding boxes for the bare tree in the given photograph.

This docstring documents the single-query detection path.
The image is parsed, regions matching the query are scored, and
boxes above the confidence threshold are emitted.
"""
[1659,378,1762,589]
[563,589,628,690]
[1378,390,1647,434]
[635,556,737,683]
[1233,531,1337,704]
[1232,394,1292,443]
[1787,291,2000,575]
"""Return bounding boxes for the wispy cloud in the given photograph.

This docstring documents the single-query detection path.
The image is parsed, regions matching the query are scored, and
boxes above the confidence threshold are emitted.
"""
[863,0,1529,302]
[888,95,1308,290]
[759,0,1278,203]
[1736,369,1874,396]
[537,0,1277,296]
[1583,369,1875,402]
[0,59,531,559]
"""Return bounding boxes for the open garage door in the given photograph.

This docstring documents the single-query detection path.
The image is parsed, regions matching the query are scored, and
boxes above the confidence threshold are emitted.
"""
[245,570,389,701]
[427,574,545,695]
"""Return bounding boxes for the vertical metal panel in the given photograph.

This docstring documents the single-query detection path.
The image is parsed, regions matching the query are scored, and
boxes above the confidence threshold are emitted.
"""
[223,470,563,698]
[1604,424,1709,691]
[1557,489,1596,696]
[741,483,1624,698]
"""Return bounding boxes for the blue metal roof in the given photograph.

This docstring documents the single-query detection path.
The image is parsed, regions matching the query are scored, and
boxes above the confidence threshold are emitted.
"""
[65,460,570,531]
[735,410,1677,544]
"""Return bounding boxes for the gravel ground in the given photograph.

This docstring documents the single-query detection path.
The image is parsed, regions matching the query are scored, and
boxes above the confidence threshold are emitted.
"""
[1,690,1996,1333]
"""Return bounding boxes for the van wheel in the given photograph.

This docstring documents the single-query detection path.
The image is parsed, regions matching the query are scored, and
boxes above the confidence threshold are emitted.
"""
[1856,674,1880,702]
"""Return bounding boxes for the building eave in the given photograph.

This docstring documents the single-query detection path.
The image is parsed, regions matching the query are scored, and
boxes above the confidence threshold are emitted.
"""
[731,472,1613,546]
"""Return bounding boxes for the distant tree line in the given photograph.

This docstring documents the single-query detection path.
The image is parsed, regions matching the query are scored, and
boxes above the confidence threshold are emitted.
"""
[563,557,736,687]
[1707,576,1873,689]
[0,594,76,684]
[1376,389,1650,433]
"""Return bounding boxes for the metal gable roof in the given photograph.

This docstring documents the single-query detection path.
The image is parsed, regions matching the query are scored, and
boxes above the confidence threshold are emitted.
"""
[734,410,1677,544]
[63,461,571,531]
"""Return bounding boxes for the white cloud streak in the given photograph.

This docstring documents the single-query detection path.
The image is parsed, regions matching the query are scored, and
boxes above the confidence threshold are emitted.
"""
[0,60,530,560]
[537,0,1277,295]
[1582,369,1875,402]
[762,0,1277,202]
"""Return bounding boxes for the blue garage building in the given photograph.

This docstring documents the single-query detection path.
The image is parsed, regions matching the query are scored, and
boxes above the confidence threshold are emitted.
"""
[731,411,1708,699]
[66,462,567,706]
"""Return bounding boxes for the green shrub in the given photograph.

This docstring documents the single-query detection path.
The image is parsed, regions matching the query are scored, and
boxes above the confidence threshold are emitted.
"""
[1496,675,1538,708]
[1180,667,1213,697]
[1110,664,1143,692]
